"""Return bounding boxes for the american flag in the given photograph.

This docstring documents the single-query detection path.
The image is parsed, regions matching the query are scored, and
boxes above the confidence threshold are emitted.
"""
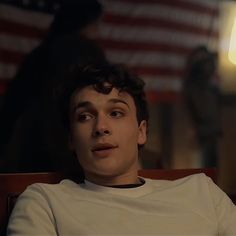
[0,0,219,102]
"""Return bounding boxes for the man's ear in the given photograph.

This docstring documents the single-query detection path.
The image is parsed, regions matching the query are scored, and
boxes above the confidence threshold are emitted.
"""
[138,120,147,145]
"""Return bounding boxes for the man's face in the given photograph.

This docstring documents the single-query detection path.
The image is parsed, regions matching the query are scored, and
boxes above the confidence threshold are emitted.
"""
[69,85,147,184]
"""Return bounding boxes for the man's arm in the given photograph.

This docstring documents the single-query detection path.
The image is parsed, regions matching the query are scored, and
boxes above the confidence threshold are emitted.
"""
[207,177,236,235]
[7,184,57,236]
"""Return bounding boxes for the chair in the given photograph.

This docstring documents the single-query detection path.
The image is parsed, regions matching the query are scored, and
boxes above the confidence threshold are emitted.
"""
[0,168,217,235]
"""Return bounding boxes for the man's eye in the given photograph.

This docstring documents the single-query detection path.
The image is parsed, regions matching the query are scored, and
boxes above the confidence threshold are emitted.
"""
[77,113,93,122]
[110,110,124,118]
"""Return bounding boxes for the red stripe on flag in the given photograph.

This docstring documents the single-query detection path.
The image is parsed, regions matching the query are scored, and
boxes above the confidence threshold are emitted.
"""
[116,0,219,15]
[130,66,184,77]
[147,90,182,103]
[0,80,9,95]
[0,18,47,39]
[0,49,25,64]
[99,39,194,55]
[103,14,218,38]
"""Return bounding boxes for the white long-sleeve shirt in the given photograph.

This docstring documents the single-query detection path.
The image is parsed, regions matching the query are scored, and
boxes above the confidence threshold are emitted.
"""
[7,174,236,235]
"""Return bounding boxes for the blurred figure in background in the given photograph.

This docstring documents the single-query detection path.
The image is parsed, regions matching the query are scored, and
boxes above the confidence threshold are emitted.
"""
[0,0,108,173]
[183,46,222,168]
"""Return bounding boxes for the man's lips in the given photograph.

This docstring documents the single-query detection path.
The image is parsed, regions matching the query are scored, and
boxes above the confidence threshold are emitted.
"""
[91,143,118,157]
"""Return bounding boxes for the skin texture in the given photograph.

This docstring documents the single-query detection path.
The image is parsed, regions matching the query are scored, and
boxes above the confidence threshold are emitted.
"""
[69,85,147,186]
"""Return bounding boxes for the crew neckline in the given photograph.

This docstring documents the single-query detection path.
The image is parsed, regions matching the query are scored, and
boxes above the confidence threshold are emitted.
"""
[83,177,154,198]
[108,178,145,188]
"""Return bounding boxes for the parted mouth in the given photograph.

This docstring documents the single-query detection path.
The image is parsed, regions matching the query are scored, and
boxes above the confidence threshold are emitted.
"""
[91,143,118,152]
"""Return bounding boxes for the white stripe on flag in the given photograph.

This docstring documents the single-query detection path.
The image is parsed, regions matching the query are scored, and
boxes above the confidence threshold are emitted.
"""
[0,3,52,28]
[106,50,185,68]
[144,77,182,91]
[101,0,218,31]
[0,62,17,79]
[185,0,218,8]
[0,33,40,53]
[100,24,217,48]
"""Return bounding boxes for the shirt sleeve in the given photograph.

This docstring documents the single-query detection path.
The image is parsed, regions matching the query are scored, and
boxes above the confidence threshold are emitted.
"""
[7,184,57,236]
[207,177,236,235]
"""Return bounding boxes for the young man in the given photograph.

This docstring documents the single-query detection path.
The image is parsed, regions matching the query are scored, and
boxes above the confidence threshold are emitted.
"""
[8,64,236,235]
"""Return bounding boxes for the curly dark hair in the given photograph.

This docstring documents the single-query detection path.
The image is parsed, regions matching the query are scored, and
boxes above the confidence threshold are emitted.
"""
[54,63,149,135]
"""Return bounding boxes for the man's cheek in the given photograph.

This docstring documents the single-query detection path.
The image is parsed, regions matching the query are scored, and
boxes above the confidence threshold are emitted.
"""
[76,137,89,150]
[125,129,138,140]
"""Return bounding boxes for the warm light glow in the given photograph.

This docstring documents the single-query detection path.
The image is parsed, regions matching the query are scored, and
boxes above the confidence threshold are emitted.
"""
[228,17,236,65]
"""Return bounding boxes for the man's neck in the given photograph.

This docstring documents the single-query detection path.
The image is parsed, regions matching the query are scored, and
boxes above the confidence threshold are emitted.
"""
[84,170,141,187]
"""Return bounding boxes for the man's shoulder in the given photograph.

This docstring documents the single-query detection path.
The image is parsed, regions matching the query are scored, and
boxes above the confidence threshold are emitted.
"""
[20,179,81,199]
[144,173,217,211]
[145,173,212,197]
[147,173,210,186]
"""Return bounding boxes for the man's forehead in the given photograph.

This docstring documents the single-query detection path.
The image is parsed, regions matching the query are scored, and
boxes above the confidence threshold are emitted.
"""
[73,85,131,101]
[70,86,136,111]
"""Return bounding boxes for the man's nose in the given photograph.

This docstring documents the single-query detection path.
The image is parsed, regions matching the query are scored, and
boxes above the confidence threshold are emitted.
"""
[92,114,111,137]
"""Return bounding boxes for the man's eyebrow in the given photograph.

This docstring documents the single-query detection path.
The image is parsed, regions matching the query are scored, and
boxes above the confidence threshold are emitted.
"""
[108,98,130,109]
[73,101,93,113]
[72,98,130,113]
